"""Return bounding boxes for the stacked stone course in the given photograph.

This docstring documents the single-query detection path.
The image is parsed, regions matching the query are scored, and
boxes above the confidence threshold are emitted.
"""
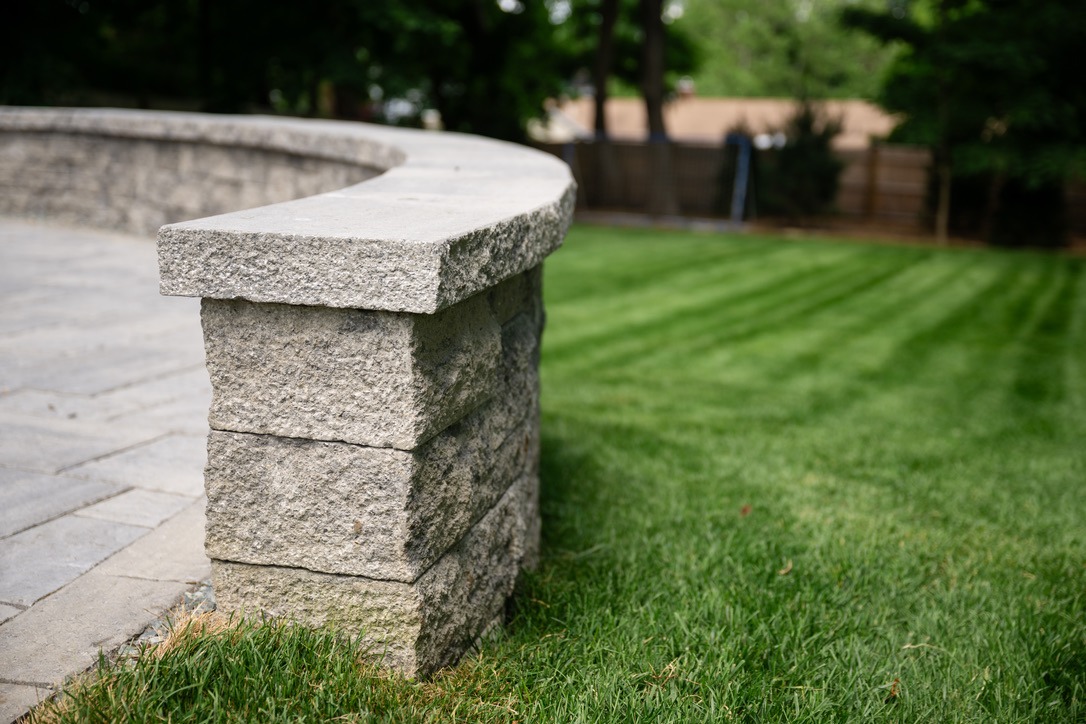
[0,131,377,237]
[201,268,545,674]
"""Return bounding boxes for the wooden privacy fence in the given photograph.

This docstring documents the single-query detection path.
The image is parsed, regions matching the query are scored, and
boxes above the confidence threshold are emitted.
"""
[836,144,931,225]
[537,140,932,228]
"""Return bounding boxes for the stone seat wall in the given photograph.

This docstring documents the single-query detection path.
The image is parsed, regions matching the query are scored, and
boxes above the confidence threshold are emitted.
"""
[0,108,576,676]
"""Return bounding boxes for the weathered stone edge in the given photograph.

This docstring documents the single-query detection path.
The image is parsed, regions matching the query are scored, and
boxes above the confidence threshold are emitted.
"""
[155,183,574,314]
[155,161,575,314]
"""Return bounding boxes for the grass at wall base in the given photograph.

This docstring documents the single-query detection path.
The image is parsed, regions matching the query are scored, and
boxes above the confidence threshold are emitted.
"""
[34,225,1085,723]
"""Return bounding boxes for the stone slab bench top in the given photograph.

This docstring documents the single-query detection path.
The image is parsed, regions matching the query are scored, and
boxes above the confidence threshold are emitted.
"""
[0,107,576,314]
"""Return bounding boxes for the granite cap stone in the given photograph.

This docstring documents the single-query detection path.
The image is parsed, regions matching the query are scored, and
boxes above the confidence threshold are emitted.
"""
[2,107,576,314]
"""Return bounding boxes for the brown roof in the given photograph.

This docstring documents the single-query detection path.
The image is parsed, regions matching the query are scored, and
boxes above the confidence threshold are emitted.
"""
[557,96,898,150]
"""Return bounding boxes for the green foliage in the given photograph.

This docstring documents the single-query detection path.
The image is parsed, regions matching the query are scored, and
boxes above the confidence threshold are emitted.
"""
[848,0,1086,185]
[940,173,1071,249]
[395,0,573,140]
[843,0,1086,245]
[38,227,1086,723]
[983,179,1069,249]
[757,103,844,221]
[558,0,701,96]
[1,0,573,141]
[682,0,897,99]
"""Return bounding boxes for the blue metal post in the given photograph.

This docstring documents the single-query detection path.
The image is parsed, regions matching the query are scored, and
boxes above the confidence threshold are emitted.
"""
[725,132,752,225]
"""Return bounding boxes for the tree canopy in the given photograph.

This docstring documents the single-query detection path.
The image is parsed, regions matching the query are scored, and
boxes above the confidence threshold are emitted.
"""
[682,0,897,99]
[2,0,575,141]
[843,0,1086,244]
[844,0,1086,186]
[8,0,904,144]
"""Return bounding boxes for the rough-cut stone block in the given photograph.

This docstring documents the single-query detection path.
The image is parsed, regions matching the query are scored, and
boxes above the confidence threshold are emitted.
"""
[1,109,574,313]
[0,515,148,607]
[0,569,190,689]
[156,179,574,314]
[487,265,544,327]
[204,339,540,582]
[201,293,500,450]
[489,307,544,430]
[211,472,538,677]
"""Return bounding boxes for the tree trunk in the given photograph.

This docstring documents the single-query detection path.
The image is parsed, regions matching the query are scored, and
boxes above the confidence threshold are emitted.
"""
[933,0,951,245]
[593,0,618,139]
[981,169,1007,244]
[935,149,952,245]
[592,0,623,208]
[197,0,214,111]
[640,0,679,216]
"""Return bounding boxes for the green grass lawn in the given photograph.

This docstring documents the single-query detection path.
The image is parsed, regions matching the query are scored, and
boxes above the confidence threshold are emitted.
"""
[40,225,1085,722]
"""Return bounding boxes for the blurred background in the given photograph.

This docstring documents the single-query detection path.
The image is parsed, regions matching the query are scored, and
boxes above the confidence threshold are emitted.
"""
[4,0,1084,247]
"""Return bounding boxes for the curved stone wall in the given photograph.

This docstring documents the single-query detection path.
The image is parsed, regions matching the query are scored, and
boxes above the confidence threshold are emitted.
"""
[0,109,390,237]
[0,107,576,676]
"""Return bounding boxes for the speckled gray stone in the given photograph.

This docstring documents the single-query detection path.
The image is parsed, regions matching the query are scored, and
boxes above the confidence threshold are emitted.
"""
[201,292,500,449]
[204,395,538,581]
[0,125,379,237]
[156,176,573,313]
[0,109,575,313]
[138,116,573,315]
[211,472,538,677]
[204,300,541,580]
[488,265,544,328]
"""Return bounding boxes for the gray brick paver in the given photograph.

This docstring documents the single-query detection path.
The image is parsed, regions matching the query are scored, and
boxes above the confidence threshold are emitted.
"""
[0,411,162,474]
[0,603,21,625]
[0,515,149,607]
[0,571,191,688]
[0,366,210,424]
[65,434,207,496]
[0,684,52,724]
[0,218,210,722]
[75,488,194,528]
[0,469,124,538]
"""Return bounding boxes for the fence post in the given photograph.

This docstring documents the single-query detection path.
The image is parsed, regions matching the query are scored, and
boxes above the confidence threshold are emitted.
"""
[864,142,881,219]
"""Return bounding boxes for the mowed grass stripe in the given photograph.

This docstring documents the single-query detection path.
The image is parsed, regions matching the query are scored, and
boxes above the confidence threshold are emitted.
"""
[534,227,1083,720]
[546,247,1013,432]
[626,253,930,372]
[551,253,977,412]
[844,256,1033,394]
[728,253,974,387]
[1010,259,1082,410]
[550,228,791,305]
[544,239,839,355]
[547,231,795,310]
[549,244,894,371]
[1067,258,1086,419]
[799,258,1048,430]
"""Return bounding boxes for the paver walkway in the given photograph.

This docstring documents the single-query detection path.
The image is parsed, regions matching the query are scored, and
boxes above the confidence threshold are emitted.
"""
[0,219,211,723]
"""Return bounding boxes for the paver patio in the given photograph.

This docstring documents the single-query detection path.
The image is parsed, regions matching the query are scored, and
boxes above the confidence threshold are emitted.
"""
[0,218,211,723]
